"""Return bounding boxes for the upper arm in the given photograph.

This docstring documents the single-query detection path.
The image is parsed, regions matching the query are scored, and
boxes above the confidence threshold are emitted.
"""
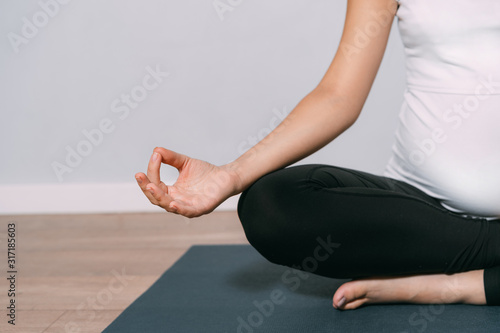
[317,0,398,118]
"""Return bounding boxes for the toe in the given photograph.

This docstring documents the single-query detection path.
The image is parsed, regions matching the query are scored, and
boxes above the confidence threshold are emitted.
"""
[333,280,369,310]
[342,297,369,310]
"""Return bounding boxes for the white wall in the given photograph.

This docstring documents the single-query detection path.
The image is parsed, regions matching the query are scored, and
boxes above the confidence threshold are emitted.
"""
[0,0,406,214]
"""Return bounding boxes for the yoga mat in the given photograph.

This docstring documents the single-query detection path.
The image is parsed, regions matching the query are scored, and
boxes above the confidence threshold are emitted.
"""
[104,245,500,332]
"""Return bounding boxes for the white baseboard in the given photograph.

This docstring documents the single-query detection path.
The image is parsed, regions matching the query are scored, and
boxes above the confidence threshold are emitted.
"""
[0,182,240,215]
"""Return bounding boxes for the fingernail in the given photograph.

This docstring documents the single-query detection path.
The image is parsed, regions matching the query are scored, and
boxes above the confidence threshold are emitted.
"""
[136,177,142,184]
[152,153,159,162]
[148,188,154,195]
[337,297,346,308]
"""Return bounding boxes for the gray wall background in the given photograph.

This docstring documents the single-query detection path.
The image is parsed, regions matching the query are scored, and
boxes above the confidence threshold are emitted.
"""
[0,1,405,194]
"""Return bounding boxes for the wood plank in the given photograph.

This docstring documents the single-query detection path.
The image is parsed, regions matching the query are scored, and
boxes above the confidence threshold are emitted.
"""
[0,310,65,332]
[44,310,123,333]
[0,211,248,331]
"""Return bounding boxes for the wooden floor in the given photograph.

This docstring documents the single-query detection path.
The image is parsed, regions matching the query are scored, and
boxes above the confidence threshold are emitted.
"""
[0,211,248,332]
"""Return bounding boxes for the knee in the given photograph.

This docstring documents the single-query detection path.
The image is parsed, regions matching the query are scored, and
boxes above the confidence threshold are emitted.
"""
[237,172,294,263]
[237,174,280,244]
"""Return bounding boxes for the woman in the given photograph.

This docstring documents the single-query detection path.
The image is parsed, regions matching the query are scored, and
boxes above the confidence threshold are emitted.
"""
[135,0,500,310]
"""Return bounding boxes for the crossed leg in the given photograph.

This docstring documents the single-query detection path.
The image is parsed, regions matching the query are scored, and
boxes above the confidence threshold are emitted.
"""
[236,164,500,309]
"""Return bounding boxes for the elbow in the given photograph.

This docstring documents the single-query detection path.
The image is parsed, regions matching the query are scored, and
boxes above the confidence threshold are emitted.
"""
[346,108,361,127]
[340,109,360,133]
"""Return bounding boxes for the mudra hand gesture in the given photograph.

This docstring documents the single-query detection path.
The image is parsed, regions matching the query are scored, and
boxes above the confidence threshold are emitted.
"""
[135,147,242,218]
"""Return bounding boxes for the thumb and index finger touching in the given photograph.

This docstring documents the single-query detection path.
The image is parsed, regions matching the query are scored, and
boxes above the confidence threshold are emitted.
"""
[144,147,187,181]
[135,147,190,213]
[153,147,188,171]
[145,147,188,188]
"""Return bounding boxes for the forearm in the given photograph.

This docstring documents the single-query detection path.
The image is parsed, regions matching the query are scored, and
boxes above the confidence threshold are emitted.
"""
[228,87,360,193]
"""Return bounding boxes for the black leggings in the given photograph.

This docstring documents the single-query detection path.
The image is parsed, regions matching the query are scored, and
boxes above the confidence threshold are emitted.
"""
[236,164,500,305]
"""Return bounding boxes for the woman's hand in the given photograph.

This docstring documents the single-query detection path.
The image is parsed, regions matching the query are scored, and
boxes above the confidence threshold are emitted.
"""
[135,147,243,218]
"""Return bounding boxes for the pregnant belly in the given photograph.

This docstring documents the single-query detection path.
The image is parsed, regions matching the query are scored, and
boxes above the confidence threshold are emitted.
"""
[426,149,500,217]
[397,89,500,217]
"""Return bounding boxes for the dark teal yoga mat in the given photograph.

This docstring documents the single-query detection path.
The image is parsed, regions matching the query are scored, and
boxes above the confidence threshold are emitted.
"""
[104,245,500,332]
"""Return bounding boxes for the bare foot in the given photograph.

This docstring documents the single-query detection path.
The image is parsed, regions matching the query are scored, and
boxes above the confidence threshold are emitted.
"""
[333,269,486,310]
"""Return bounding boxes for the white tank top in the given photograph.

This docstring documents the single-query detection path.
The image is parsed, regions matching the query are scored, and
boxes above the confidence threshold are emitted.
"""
[384,0,500,219]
